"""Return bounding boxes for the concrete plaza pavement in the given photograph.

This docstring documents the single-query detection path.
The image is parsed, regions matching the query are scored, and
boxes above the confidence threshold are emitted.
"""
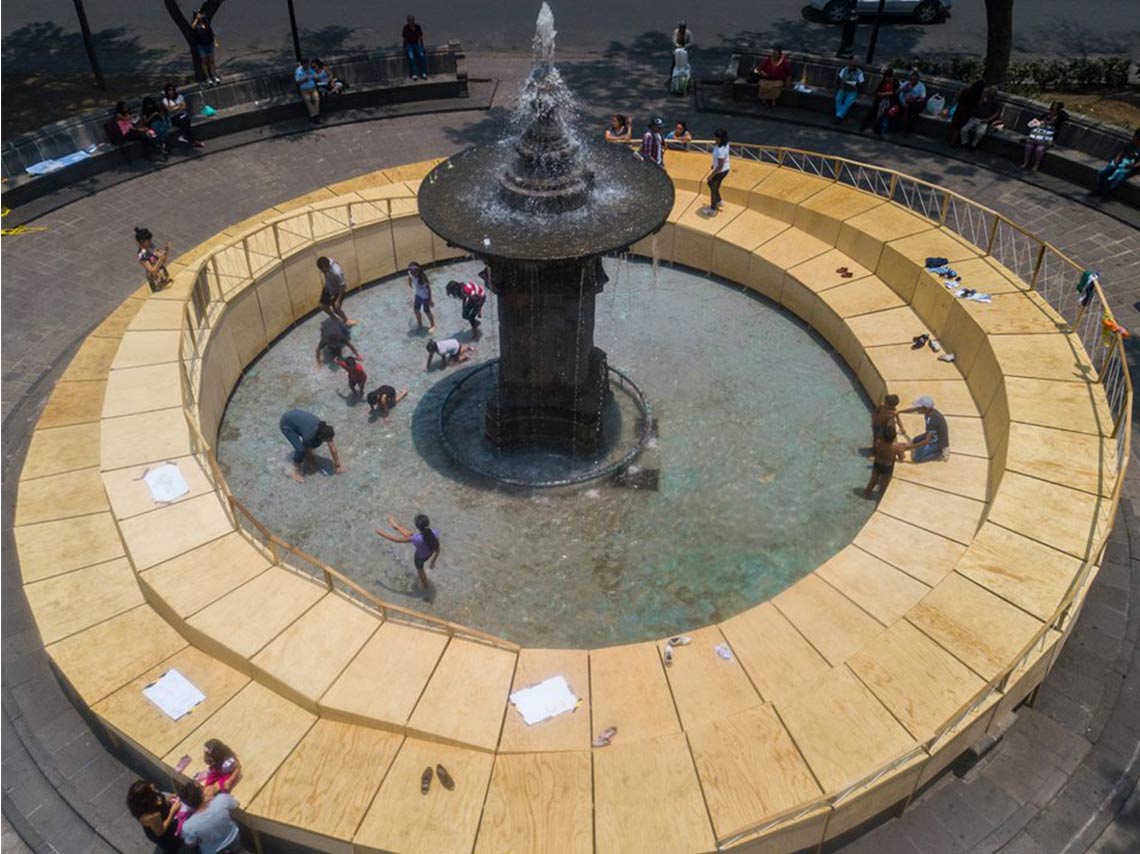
[1,53,1138,854]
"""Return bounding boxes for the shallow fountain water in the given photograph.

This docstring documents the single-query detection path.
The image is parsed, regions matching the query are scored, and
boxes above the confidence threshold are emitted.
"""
[216,260,876,648]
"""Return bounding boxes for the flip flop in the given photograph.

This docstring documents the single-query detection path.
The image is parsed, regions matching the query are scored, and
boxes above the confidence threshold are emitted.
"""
[668,635,692,646]
[911,334,929,349]
[663,643,675,667]
[420,766,433,795]
[840,270,854,278]
[592,726,618,748]
[835,266,850,274]
[436,764,455,791]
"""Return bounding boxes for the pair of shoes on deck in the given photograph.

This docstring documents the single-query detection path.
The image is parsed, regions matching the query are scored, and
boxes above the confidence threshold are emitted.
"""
[421,764,455,794]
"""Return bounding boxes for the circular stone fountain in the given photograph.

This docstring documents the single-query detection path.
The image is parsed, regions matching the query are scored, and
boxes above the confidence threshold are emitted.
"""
[417,3,674,459]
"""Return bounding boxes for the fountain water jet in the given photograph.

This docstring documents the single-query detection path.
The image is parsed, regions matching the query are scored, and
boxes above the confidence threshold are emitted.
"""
[417,2,673,461]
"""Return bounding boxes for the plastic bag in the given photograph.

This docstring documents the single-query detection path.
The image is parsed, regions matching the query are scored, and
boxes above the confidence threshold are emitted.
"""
[200,105,217,117]
[925,94,945,115]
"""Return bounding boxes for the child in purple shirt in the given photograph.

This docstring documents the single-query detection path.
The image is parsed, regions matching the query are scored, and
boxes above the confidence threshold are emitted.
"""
[376,513,440,589]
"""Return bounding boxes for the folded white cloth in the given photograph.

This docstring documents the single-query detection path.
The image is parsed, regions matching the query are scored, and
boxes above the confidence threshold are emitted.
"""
[143,463,191,503]
[509,675,579,726]
[143,669,205,720]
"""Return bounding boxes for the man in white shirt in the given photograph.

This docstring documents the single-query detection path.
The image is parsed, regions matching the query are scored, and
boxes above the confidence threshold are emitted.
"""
[896,69,928,135]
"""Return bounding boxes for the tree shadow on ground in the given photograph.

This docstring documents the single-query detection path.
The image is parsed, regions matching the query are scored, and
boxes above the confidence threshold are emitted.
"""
[1014,15,1139,56]
[221,25,370,74]
[1,21,172,75]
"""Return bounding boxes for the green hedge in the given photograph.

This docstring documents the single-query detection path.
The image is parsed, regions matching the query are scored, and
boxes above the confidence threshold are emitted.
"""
[888,55,1133,92]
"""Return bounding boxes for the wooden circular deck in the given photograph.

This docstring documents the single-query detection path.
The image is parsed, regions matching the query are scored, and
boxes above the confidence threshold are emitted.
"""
[13,149,1130,854]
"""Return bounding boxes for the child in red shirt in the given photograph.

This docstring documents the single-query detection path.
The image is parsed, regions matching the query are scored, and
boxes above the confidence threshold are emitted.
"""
[333,355,367,398]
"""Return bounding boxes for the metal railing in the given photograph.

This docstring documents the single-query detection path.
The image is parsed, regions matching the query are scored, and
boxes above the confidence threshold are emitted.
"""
[169,147,1130,847]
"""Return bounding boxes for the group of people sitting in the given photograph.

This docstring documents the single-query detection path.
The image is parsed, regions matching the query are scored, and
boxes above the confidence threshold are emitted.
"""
[112,84,204,157]
[127,739,243,854]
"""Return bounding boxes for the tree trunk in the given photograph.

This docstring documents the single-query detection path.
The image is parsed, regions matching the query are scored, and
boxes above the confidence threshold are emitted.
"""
[162,0,225,82]
[983,0,1014,86]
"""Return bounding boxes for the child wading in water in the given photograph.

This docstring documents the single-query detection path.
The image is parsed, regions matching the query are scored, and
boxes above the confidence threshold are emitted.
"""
[407,262,435,332]
[425,338,475,370]
[333,354,367,398]
[864,424,909,499]
[376,514,440,589]
[871,393,907,446]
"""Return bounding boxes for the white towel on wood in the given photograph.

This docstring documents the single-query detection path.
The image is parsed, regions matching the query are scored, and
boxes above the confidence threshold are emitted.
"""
[509,675,579,726]
[143,669,205,720]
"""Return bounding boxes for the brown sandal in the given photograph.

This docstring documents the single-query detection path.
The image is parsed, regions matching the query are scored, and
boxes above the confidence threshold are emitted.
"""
[436,764,455,791]
[420,766,433,794]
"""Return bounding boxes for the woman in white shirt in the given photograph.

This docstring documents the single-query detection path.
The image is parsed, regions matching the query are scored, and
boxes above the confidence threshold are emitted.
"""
[162,83,203,148]
[707,128,730,215]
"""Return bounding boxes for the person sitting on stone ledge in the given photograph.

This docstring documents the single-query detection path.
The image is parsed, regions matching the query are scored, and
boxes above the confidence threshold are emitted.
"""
[958,85,1002,150]
[946,79,983,146]
[892,69,927,135]
[752,45,792,108]
[1021,101,1068,171]
[834,57,865,124]
[665,120,692,149]
[312,58,345,96]
[1094,128,1140,197]
[294,59,322,124]
[861,67,897,136]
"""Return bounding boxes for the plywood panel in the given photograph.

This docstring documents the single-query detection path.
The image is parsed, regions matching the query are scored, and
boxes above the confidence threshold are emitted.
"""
[748,169,832,223]
[853,514,966,587]
[674,201,745,272]
[320,621,449,727]
[864,343,964,383]
[848,621,986,740]
[815,546,929,626]
[15,467,107,526]
[23,423,102,480]
[255,267,295,342]
[718,160,778,207]
[793,183,886,246]
[117,493,233,570]
[99,449,212,519]
[406,638,516,750]
[249,719,403,841]
[987,471,1113,561]
[885,379,981,419]
[129,299,185,331]
[748,231,831,301]
[101,363,183,419]
[720,602,831,705]
[101,409,192,471]
[960,291,1068,336]
[37,380,107,428]
[391,217,436,273]
[24,557,142,644]
[1004,376,1113,436]
[779,666,916,793]
[112,330,181,369]
[891,453,991,502]
[956,523,1085,621]
[659,625,762,730]
[141,532,272,618]
[989,333,1096,383]
[876,479,985,545]
[14,512,125,583]
[836,205,933,271]
[1003,421,1115,497]
[251,594,379,709]
[589,641,679,742]
[353,737,494,854]
[48,605,187,704]
[665,150,716,192]
[221,285,268,367]
[594,731,716,854]
[908,573,1043,680]
[824,756,923,840]
[188,567,326,661]
[62,335,121,382]
[773,574,882,665]
[93,645,249,758]
[499,648,591,753]
[786,247,874,294]
[687,704,823,838]
[163,681,316,800]
[822,280,908,321]
[474,751,593,854]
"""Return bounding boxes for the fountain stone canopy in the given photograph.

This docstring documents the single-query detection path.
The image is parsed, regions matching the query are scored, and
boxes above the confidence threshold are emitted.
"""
[417,2,674,453]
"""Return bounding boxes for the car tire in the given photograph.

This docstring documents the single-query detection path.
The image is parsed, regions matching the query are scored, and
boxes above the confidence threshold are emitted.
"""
[823,1,851,24]
[914,1,942,24]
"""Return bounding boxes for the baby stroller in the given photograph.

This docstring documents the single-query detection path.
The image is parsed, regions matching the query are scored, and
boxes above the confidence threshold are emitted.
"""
[670,47,692,96]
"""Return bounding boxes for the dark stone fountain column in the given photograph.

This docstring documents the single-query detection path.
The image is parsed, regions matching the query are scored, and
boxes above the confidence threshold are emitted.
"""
[483,256,610,449]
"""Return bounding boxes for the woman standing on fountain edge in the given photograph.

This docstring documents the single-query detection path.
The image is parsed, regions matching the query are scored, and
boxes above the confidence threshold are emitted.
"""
[707,128,730,215]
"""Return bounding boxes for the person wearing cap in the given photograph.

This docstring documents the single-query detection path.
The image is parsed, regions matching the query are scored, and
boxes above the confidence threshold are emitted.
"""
[279,409,344,482]
[901,396,950,462]
[641,117,665,167]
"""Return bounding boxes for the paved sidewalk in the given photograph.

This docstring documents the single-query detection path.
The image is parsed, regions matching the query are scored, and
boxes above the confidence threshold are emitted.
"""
[1,53,1137,854]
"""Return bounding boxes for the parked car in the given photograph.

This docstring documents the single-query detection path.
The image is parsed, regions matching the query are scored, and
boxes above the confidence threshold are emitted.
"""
[810,0,953,25]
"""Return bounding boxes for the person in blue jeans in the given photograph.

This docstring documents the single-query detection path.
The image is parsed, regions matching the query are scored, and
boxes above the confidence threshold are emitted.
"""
[1095,129,1140,197]
[901,396,950,463]
[403,15,428,80]
[834,57,864,123]
[279,409,344,481]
